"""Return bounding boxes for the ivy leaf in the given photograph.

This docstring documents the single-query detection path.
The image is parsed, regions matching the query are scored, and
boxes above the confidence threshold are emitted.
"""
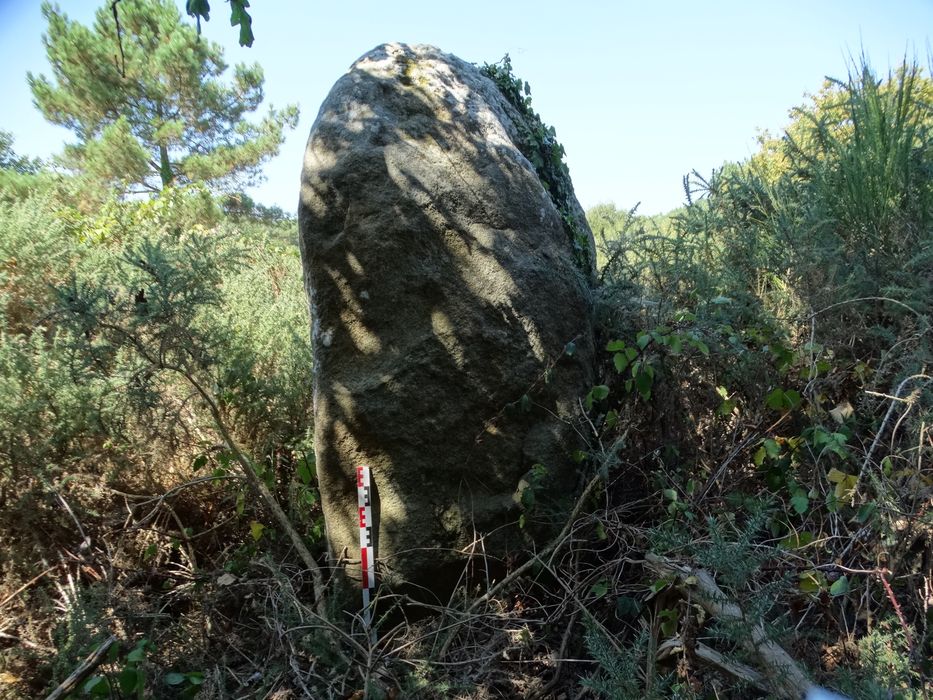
[634,365,654,401]
[613,352,629,373]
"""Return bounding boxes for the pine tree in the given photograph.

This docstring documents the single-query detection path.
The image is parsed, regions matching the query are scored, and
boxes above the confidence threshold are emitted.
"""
[28,0,298,194]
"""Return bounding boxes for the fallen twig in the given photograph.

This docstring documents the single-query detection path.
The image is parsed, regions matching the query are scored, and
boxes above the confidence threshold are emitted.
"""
[0,565,60,611]
[657,636,769,692]
[45,635,116,700]
[644,552,812,699]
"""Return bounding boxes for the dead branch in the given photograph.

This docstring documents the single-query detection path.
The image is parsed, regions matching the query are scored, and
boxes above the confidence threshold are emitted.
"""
[644,553,812,700]
[45,635,117,700]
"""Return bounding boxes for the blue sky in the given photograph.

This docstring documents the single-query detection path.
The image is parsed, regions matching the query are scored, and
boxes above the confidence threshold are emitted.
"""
[0,1,930,215]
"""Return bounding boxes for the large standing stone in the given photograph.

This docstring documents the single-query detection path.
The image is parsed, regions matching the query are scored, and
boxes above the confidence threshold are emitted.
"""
[298,43,595,596]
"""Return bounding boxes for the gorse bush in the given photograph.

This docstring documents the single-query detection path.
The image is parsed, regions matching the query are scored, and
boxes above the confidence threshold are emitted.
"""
[0,182,320,695]
[588,56,932,696]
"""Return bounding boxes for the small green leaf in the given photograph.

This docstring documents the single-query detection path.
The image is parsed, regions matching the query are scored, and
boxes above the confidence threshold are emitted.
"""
[296,460,312,485]
[780,531,814,549]
[799,569,826,594]
[590,578,609,599]
[187,672,205,685]
[829,575,849,597]
[595,522,607,540]
[186,0,211,22]
[634,366,653,401]
[717,399,737,416]
[605,339,626,352]
[636,332,651,350]
[604,409,618,429]
[249,521,265,541]
[571,449,587,463]
[659,607,679,636]
[753,446,766,466]
[790,489,809,515]
[881,456,893,476]
[766,388,786,410]
[126,641,147,663]
[192,454,207,471]
[613,352,629,373]
[83,675,108,695]
[229,0,254,46]
[763,439,781,458]
[564,340,576,356]
[590,385,610,401]
[826,468,858,500]
[856,502,877,523]
[520,394,532,412]
[119,667,140,694]
[164,672,187,686]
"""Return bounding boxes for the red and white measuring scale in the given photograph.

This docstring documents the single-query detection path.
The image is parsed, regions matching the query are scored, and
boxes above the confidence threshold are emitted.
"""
[356,465,375,631]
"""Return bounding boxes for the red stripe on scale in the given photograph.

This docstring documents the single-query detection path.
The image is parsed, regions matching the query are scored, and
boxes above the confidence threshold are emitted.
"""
[357,465,375,638]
